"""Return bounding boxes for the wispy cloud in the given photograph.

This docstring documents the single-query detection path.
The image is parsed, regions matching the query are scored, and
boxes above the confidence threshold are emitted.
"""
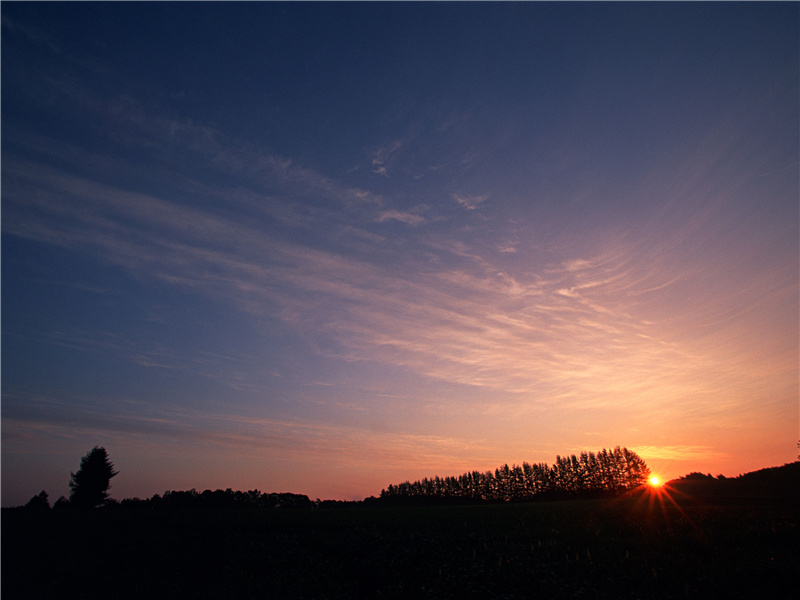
[632,445,729,462]
[452,193,489,210]
[4,145,789,426]
[371,140,403,176]
[376,209,426,226]
[3,64,796,437]
[498,242,517,254]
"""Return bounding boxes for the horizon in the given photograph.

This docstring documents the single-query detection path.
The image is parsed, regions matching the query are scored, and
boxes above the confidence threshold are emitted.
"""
[2,3,798,507]
[12,445,798,507]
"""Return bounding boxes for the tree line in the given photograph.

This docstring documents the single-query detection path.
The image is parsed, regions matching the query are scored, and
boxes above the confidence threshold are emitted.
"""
[379,446,650,504]
[21,446,317,511]
[20,445,650,510]
[117,488,315,510]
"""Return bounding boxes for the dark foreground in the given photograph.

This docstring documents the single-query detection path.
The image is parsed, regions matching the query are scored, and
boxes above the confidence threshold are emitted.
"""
[3,490,798,599]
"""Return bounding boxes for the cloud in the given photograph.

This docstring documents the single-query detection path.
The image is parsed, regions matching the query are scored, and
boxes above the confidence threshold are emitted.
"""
[561,258,593,272]
[3,74,795,429]
[452,193,489,210]
[371,140,402,176]
[4,152,780,422]
[631,445,729,461]
[376,209,426,226]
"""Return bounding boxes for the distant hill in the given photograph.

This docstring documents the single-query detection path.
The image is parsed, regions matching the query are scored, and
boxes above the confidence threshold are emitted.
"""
[666,461,800,501]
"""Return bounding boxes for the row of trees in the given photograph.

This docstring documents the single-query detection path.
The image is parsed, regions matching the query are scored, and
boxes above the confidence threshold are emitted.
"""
[119,489,314,510]
[27,486,317,511]
[380,447,650,503]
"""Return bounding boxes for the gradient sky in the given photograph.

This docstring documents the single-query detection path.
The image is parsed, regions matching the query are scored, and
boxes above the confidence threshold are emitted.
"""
[2,3,798,506]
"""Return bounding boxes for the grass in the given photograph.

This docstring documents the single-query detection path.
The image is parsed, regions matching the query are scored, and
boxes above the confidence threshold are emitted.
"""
[3,491,798,599]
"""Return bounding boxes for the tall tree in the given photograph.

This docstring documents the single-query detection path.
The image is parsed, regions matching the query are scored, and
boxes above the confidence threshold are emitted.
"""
[68,446,118,508]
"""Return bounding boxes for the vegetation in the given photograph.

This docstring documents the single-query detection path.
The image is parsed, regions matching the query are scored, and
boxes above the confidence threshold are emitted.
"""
[68,446,118,509]
[119,488,315,510]
[23,490,50,510]
[667,461,800,502]
[24,445,651,511]
[4,488,798,599]
[5,445,798,599]
[380,446,650,504]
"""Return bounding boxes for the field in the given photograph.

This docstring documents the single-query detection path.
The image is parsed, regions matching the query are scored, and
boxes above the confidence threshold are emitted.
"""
[3,491,798,599]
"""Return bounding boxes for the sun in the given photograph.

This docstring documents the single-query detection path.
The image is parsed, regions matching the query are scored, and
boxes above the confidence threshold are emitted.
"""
[649,476,660,486]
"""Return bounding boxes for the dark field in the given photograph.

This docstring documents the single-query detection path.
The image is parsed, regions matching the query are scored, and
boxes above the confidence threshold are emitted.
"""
[3,492,798,599]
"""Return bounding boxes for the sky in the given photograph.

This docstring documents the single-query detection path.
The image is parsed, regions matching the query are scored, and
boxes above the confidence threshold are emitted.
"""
[2,3,798,507]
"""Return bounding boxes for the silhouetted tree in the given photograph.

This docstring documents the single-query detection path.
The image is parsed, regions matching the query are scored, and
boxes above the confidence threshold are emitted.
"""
[68,446,118,508]
[680,472,715,481]
[24,490,50,510]
[53,495,70,509]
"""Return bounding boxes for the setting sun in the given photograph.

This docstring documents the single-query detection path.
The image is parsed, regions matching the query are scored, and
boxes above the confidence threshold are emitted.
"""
[649,477,660,486]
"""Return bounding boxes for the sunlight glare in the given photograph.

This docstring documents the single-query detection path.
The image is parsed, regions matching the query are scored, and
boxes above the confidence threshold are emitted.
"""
[649,476,660,486]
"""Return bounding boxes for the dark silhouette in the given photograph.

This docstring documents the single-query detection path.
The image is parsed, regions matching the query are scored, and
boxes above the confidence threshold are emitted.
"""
[53,495,70,509]
[24,490,50,510]
[668,461,800,502]
[5,463,797,600]
[379,446,650,504]
[68,446,118,508]
[118,488,314,510]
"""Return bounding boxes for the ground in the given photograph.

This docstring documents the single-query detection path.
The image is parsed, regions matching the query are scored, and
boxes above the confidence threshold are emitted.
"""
[3,488,797,599]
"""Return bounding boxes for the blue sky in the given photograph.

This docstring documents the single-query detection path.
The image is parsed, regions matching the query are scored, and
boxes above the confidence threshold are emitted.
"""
[2,3,798,505]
